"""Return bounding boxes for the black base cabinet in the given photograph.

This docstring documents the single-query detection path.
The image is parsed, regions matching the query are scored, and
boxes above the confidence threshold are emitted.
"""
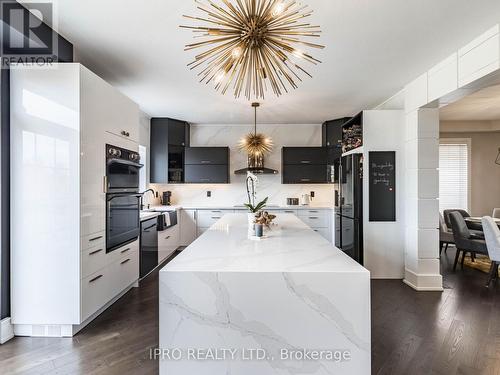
[184,147,230,184]
[282,147,331,184]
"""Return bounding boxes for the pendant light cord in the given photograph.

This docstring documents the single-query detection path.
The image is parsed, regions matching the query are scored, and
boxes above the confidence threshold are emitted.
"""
[254,105,257,135]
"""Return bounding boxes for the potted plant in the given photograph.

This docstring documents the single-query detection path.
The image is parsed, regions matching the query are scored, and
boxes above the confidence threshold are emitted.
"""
[243,172,268,235]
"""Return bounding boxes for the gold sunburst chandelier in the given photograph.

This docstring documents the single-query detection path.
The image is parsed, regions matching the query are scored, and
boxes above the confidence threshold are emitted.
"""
[180,0,324,100]
[239,102,273,156]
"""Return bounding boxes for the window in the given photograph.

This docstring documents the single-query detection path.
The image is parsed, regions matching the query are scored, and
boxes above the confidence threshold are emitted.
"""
[439,140,470,213]
[139,145,147,193]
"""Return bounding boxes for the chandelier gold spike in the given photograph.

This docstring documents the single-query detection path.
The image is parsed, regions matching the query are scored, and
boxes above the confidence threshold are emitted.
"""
[239,102,273,156]
[180,0,324,100]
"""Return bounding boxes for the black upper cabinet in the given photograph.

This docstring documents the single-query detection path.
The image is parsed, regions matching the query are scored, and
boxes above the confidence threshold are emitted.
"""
[185,147,229,165]
[184,147,230,183]
[150,118,190,184]
[282,165,328,184]
[185,165,230,184]
[322,117,351,149]
[282,147,327,165]
[282,147,330,184]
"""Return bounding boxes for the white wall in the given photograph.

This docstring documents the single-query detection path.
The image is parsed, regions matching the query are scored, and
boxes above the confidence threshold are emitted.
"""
[363,110,406,279]
[148,124,336,207]
[440,129,500,216]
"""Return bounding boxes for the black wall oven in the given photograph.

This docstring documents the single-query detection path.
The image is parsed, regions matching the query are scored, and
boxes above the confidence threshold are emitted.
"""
[106,145,143,253]
[106,144,142,193]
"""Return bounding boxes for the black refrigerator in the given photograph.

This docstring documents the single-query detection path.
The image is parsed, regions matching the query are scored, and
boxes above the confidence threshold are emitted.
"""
[335,154,364,264]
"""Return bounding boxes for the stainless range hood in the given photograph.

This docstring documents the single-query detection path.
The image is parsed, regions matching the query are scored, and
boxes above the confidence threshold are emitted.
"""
[234,154,278,175]
[234,166,279,175]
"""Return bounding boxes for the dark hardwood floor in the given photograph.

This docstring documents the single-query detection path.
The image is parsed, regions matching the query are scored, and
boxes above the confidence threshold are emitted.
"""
[1,248,500,375]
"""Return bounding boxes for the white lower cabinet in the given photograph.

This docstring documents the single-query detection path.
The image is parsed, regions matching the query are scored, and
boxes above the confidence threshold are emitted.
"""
[81,268,111,322]
[158,225,180,263]
[197,209,234,227]
[109,246,140,299]
[196,210,234,237]
[81,240,139,323]
[297,210,331,242]
[81,245,107,279]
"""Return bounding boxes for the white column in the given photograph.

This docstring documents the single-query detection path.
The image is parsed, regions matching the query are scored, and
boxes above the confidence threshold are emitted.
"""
[403,108,442,291]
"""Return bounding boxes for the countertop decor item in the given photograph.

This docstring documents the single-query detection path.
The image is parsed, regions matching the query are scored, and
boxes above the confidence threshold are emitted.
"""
[180,0,324,100]
[254,211,276,229]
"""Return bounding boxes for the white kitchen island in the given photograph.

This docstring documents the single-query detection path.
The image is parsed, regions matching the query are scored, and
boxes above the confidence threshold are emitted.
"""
[159,214,370,375]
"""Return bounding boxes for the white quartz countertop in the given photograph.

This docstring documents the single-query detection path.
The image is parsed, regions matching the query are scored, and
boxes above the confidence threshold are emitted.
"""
[140,211,160,221]
[151,204,334,211]
[162,213,367,274]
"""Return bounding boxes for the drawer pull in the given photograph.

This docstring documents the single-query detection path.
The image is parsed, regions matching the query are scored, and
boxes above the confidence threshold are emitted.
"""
[121,247,131,254]
[300,160,312,164]
[309,217,319,219]
[89,275,103,283]
[200,160,211,164]
[211,217,221,219]
[121,259,131,265]
[308,211,319,213]
[200,179,211,182]
[165,236,171,240]
[89,235,103,242]
[211,210,222,213]
[121,130,130,137]
[89,249,103,256]
[300,179,311,182]
[284,211,295,213]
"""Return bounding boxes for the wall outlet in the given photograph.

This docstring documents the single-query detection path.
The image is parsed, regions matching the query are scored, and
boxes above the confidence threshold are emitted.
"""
[207,191,212,198]
[310,191,315,198]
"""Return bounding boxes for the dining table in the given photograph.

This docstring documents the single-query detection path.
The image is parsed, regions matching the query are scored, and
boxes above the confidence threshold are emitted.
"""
[465,217,500,231]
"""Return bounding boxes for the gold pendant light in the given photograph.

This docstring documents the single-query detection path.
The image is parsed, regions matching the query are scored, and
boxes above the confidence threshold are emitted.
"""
[180,0,324,100]
[239,103,273,162]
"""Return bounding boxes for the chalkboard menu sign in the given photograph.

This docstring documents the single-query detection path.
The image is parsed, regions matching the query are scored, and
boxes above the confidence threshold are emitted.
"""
[369,152,396,222]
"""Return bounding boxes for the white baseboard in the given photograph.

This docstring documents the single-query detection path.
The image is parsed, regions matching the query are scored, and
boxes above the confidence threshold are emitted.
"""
[403,268,444,291]
[14,280,137,338]
[0,318,15,344]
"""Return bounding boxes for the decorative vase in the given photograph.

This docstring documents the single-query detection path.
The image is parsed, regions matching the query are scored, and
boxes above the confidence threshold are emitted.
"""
[255,224,264,238]
[247,213,256,236]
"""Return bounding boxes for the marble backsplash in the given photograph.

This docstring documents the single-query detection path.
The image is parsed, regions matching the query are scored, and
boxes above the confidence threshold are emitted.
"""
[149,124,336,207]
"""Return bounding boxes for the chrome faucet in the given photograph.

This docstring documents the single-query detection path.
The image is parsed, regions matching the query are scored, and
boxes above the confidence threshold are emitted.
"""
[140,189,156,210]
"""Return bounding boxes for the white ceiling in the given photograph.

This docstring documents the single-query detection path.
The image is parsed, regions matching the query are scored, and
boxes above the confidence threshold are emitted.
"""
[37,0,500,124]
[440,85,500,121]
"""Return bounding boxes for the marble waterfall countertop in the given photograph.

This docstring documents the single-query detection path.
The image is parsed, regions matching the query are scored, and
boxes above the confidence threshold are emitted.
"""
[159,214,371,375]
[163,214,363,273]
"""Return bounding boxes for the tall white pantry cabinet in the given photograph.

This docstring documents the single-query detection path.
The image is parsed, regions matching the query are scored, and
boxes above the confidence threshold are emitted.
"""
[10,63,141,337]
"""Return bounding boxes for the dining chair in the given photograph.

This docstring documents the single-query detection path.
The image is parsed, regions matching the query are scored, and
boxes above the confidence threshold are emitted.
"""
[493,208,500,219]
[449,212,488,271]
[439,213,454,255]
[482,216,500,287]
[444,209,471,229]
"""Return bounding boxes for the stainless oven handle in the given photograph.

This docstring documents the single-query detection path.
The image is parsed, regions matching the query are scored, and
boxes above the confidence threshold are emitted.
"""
[107,194,142,202]
[143,224,157,231]
[107,158,143,168]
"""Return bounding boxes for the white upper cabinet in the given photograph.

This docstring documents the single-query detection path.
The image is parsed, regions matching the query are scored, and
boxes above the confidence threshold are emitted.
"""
[458,25,500,87]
